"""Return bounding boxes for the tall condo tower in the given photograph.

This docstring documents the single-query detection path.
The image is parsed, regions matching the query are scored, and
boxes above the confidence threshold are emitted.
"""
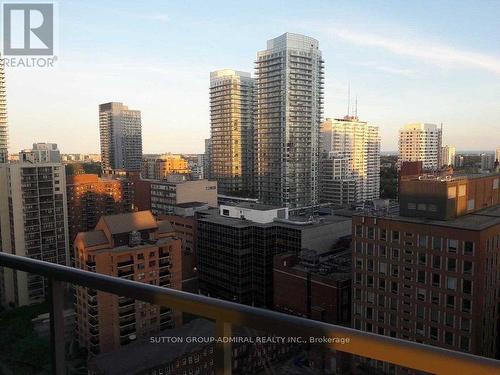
[209,69,255,195]
[320,116,380,205]
[0,61,7,163]
[99,102,142,172]
[399,123,442,170]
[255,33,324,208]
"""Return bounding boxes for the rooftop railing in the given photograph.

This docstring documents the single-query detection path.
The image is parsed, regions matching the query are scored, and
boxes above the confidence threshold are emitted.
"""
[0,252,499,374]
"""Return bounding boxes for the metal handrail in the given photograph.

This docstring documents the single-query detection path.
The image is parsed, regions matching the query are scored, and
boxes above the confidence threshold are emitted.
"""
[0,252,499,375]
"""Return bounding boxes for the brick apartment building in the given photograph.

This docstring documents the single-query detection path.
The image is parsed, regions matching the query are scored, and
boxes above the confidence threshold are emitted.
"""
[74,211,182,355]
[353,173,500,370]
[273,248,351,325]
[66,174,133,250]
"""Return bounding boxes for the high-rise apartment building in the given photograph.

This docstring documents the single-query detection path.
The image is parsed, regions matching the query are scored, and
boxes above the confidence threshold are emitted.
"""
[441,145,456,167]
[352,173,500,370]
[99,102,142,172]
[481,153,496,171]
[19,142,60,163]
[0,61,7,164]
[210,69,255,195]
[141,154,190,180]
[320,117,380,205]
[74,211,182,355]
[398,123,442,170]
[66,174,133,250]
[0,162,69,306]
[255,33,324,208]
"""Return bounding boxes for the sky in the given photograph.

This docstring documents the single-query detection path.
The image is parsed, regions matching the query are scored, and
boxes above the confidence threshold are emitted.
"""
[5,0,500,154]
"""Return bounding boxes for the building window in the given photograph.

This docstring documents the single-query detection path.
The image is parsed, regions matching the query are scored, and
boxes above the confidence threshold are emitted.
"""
[367,275,374,287]
[355,225,363,237]
[418,253,427,266]
[418,235,428,248]
[493,178,499,189]
[445,313,454,328]
[461,318,470,332]
[367,243,374,256]
[417,288,426,301]
[461,299,471,313]
[417,203,427,211]
[462,280,472,295]
[447,277,457,290]
[392,248,400,260]
[367,227,374,239]
[464,241,475,256]
[222,209,229,216]
[379,245,387,257]
[460,336,470,351]
[467,199,475,211]
[417,270,426,283]
[355,241,362,253]
[447,258,457,272]
[445,331,454,346]
[379,262,387,275]
[392,231,400,242]
[431,291,440,305]
[447,239,458,253]
[432,255,441,269]
[430,326,438,340]
[446,295,455,308]
[431,308,439,323]
[463,261,473,274]
[447,187,456,199]
[432,237,442,251]
[432,273,440,287]
[379,229,387,241]
[458,185,466,197]
[391,265,399,277]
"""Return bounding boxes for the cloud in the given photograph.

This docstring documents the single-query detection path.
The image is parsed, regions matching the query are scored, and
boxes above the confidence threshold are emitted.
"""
[355,61,416,77]
[323,27,500,76]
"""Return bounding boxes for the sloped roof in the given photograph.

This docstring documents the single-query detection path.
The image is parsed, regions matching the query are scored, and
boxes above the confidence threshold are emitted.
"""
[99,211,158,234]
[76,230,108,247]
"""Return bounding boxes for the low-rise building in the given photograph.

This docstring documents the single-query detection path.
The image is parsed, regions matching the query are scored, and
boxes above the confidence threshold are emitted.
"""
[197,203,351,308]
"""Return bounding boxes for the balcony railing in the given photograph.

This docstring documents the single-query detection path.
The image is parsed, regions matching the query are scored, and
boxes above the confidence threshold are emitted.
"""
[0,252,498,375]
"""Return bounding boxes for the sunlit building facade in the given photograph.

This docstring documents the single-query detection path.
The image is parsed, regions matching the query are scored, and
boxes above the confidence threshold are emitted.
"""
[141,154,190,180]
[255,33,324,208]
[320,117,380,204]
[398,123,442,170]
[209,69,255,195]
[441,145,456,167]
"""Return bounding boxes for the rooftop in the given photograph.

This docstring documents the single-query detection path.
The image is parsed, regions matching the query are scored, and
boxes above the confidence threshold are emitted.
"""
[176,201,209,208]
[359,204,500,231]
[90,319,215,375]
[99,211,158,234]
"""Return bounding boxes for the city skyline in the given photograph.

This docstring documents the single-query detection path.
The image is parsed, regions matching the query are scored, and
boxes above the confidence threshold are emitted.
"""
[4,0,500,155]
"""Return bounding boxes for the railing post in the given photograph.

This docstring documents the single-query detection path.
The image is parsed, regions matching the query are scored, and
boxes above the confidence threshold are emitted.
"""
[215,320,232,375]
[49,278,65,375]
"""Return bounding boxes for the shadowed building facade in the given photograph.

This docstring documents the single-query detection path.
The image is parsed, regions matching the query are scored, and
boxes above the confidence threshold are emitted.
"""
[209,69,255,195]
